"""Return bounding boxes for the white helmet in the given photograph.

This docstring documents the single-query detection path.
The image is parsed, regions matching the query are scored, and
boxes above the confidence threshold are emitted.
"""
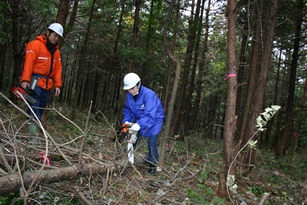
[123,73,141,90]
[48,23,64,37]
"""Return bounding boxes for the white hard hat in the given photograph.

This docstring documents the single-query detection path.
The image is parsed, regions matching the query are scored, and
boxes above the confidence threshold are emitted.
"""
[123,73,141,90]
[48,23,64,37]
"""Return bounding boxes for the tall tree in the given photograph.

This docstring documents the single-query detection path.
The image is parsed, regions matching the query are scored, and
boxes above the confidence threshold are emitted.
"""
[56,0,70,27]
[9,0,22,101]
[218,0,237,198]
[65,0,79,34]
[71,0,96,119]
[276,0,304,157]
[127,0,141,71]
[238,0,279,174]
[237,0,263,150]
[184,0,203,131]
[170,0,197,137]
[159,0,181,170]
[0,19,7,91]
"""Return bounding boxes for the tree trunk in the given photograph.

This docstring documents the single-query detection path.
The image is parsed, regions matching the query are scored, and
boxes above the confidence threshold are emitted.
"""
[223,0,237,175]
[236,4,249,120]
[127,0,141,71]
[141,0,155,86]
[170,0,196,137]
[0,162,120,195]
[206,95,219,137]
[187,0,211,131]
[81,67,92,110]
[238,0,279,174]
[56,0,70,27]
[264,46,282,149]
[184,0,203,133]
[237,0,263,154]
[10,0,23,102]
[163,0,179,109]
[276,0,303,157]
[65,0,79,34]
[292,77,307,151]
[72,0,96,119]
[219,0,237,198]
[112,0,126,128]
[0,44,5,91]
[159,0,181,170]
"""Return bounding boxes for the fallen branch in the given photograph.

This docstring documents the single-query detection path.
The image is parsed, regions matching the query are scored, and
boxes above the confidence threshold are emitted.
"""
[0,162,122,195]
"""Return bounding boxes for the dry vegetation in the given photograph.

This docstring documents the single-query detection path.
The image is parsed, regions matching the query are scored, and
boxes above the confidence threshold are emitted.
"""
[0,96,306,205]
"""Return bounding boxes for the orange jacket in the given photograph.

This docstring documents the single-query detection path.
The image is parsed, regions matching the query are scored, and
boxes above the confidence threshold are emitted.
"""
[21,35,62,90]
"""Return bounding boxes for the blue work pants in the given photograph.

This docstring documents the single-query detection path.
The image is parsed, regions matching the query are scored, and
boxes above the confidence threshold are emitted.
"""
[134,134,159,165]
[27,86,50,120]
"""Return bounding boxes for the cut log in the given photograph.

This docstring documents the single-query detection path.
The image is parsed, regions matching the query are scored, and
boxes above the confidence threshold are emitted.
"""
[0,162,120,195]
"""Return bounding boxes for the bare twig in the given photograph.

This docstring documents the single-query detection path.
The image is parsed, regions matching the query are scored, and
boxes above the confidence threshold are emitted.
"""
[259,193,269,205]
[129,161,143,179]
[75,187,92,205]
[79,100,92,164]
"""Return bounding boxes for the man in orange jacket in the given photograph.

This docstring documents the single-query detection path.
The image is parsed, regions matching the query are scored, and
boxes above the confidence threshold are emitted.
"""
[20,23,64,123]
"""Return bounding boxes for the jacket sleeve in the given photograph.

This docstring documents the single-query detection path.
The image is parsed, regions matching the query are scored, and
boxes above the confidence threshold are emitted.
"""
[21,41,39,82]
[52,50,62,88]
[122,95,135,124]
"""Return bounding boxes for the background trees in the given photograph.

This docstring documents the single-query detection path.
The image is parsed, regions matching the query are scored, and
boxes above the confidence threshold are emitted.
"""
[0,0,307,202]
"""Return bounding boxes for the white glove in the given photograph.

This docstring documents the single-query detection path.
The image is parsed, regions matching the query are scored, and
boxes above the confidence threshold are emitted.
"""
[124,121,133,125]
[130,123,140,131]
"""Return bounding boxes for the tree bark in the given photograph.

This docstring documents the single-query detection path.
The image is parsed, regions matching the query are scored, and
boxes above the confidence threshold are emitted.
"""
[223,0,237,174]
[219,0,237,198]
[56,0,70,27]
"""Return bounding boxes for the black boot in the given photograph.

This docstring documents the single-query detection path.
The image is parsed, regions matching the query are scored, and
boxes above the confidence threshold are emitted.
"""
[148,163,156,175]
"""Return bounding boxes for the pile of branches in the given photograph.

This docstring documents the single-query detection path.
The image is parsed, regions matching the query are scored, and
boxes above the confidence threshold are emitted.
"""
[0,92,134,204]
[0,93,206,204]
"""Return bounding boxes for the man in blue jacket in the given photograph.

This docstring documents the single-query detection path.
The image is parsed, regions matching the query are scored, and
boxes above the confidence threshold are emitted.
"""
[122,72,164,175]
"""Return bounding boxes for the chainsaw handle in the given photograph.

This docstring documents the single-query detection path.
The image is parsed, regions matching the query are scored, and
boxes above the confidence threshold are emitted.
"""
[119,124,132,133]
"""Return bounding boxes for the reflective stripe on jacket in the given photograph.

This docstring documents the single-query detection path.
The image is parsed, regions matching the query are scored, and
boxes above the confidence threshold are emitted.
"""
[21,35,62,90]
[122,86,164,137]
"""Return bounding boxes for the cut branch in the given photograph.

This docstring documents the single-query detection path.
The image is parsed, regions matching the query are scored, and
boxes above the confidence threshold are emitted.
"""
[0,162,122,195]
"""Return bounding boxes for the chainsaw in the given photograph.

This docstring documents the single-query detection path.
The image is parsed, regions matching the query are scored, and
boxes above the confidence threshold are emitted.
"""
[11,86,36,103]
[11,76,38,103]
[116,123,138,163]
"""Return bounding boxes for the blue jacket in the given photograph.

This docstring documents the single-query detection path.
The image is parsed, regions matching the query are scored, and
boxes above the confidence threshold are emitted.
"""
[122,86,164,137]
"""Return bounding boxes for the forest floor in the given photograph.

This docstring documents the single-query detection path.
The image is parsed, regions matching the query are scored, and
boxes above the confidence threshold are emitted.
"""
[0,98,306,205]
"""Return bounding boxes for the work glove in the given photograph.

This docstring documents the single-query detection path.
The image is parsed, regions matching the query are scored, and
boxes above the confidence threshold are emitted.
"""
[130,123,140,132]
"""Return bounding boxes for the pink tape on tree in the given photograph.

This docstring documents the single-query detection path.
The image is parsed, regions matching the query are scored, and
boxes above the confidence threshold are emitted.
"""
[39,151,50,166]
[224,74,237,80]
